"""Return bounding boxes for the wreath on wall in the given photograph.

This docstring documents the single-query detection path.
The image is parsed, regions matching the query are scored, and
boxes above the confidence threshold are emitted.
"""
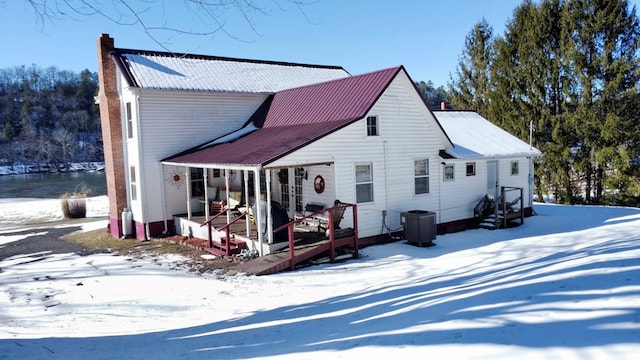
[278,168,288,184]
[314,175,325,194]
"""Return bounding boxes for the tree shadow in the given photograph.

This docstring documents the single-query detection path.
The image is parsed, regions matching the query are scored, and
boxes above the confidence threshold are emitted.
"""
[2,225,639,359]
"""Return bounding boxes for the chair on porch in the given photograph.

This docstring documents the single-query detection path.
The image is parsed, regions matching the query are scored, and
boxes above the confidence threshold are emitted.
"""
[318,200,346,233]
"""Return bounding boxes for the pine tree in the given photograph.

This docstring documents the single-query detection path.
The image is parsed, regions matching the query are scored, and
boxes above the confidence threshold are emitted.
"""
[448,18,495,117]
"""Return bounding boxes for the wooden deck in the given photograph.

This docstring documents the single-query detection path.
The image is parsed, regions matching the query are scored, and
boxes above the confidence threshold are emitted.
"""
[173,202,360,275]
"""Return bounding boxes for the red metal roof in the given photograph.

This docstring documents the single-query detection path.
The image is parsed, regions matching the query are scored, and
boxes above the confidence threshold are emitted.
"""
[163,67,403,167]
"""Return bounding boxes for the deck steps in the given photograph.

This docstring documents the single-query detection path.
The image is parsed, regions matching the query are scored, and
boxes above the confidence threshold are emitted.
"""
[203,237,248,256]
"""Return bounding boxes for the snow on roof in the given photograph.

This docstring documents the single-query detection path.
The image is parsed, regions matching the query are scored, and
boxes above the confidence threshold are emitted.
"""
[433,111,541,159]
[113,50,350,93]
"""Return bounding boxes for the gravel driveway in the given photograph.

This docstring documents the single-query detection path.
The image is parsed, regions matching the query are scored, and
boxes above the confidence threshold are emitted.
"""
[0,220,104,261]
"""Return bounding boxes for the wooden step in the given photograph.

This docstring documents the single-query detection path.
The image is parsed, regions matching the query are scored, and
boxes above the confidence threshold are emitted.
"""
[204,237,248,256]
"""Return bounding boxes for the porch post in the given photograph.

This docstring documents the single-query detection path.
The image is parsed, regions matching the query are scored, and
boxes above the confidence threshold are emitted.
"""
[253,168,264,255]
[265,169,273,245]
[224,169,231,223]
[243,169,250,236]
[186,168,192,220]
[203,168,210,219]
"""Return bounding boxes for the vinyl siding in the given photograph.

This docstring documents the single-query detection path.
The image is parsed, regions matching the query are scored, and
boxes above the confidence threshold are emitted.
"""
[126,88,268,223]
[269,71,449,238]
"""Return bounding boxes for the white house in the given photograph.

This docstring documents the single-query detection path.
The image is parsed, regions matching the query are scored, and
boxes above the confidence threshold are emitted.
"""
[97,34,541,257]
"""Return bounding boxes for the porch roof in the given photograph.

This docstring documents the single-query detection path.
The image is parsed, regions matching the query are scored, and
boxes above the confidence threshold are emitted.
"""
[162,67,404,167]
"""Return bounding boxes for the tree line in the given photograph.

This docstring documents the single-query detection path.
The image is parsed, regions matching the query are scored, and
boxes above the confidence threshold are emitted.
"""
[448,0,640,206]
[0,65,102,172]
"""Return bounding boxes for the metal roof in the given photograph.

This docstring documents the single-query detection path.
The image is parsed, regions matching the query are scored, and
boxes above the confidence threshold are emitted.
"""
[112,49,350,93]
[163,67,403,167]
[433,111,542,159]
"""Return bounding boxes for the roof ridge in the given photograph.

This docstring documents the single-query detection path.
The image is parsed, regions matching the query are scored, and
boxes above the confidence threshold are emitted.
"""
[276,65,402,94]
[111,47,347,71]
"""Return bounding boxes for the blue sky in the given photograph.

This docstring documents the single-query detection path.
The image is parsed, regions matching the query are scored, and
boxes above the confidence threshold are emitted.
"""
[1,1,637,88]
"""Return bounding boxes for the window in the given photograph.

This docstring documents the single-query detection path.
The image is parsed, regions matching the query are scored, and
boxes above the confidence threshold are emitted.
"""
[366,116,379,136]
[444,164,455,181]
[511,161,519,175]
[414,159,429,194]
[126,102,133,139]
[129,166,137,201]
[466,162,476,176]
[191,168,204,197]
[355,163,374,203]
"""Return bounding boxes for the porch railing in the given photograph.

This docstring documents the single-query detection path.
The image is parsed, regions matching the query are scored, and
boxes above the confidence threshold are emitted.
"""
[201,210,248,253]
[274,202,359,271]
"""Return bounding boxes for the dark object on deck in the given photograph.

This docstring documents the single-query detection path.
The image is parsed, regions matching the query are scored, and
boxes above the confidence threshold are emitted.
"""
[270,201,289,241]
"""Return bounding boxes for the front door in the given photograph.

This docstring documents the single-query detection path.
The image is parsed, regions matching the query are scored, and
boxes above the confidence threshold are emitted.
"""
[487,160,499,199]
[279,168,303,219]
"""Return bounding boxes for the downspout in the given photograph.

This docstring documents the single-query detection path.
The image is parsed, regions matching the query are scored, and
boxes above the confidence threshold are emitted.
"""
[382,140,390,229]
[439,161,445,224]
[134,94,150,240]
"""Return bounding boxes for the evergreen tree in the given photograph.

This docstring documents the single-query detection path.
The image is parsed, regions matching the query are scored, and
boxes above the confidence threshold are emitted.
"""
[450,0,640,205]
[448,18,495,117]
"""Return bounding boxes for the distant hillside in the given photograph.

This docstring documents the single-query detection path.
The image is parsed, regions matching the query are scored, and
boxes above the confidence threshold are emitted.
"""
[0,65,102,172]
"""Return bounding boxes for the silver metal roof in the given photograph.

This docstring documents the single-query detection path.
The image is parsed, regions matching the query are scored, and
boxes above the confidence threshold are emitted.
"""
[114,50,350,93]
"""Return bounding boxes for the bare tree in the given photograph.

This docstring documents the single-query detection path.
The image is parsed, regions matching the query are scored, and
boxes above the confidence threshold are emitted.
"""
[20,0,314,50]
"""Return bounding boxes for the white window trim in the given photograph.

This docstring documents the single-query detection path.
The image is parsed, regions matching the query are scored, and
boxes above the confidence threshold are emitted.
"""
[129,165,137,201]
[414,158,430,195]
[511,160,519,175]
[466,162,476,176]
[125,102,133,139]
[444,163,455,181]
[355,162,374,203]
[366,115,380,137]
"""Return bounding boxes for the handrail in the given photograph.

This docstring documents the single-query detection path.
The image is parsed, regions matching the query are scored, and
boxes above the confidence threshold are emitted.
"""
[218,211,248,232]
[200,211,247,252]
[495,186,524,228]
[200,210,226,227]
[273,202,358,271]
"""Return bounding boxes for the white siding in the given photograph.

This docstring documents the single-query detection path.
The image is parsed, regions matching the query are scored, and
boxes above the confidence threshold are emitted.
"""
[270,71,449,238]
[125,88,268,224]
[439,159,487,223]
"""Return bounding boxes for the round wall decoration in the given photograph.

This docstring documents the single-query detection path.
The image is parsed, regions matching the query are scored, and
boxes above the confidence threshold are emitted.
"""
[166,168,185,190]
[314,175,325,194]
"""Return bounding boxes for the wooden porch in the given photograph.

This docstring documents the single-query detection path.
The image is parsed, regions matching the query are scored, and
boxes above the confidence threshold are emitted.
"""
[174,202,359,275]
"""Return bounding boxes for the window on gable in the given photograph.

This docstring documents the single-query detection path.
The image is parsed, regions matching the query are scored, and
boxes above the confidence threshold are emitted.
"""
[129,166,137,201]
[444,164,455,181]
[191,168,204,198]
[466,162,476,176]
[126,102,133,139]
[366,116,379,136]
[355,163,374,203]
[414,159,429,195]
[511,161,519,175]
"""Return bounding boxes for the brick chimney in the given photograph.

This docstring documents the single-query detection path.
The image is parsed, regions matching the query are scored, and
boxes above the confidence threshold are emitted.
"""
[440,101,447,110]
[97,34,127,238]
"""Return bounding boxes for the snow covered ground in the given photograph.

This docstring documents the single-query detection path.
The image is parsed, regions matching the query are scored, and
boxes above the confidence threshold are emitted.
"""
[1,198,639,359]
